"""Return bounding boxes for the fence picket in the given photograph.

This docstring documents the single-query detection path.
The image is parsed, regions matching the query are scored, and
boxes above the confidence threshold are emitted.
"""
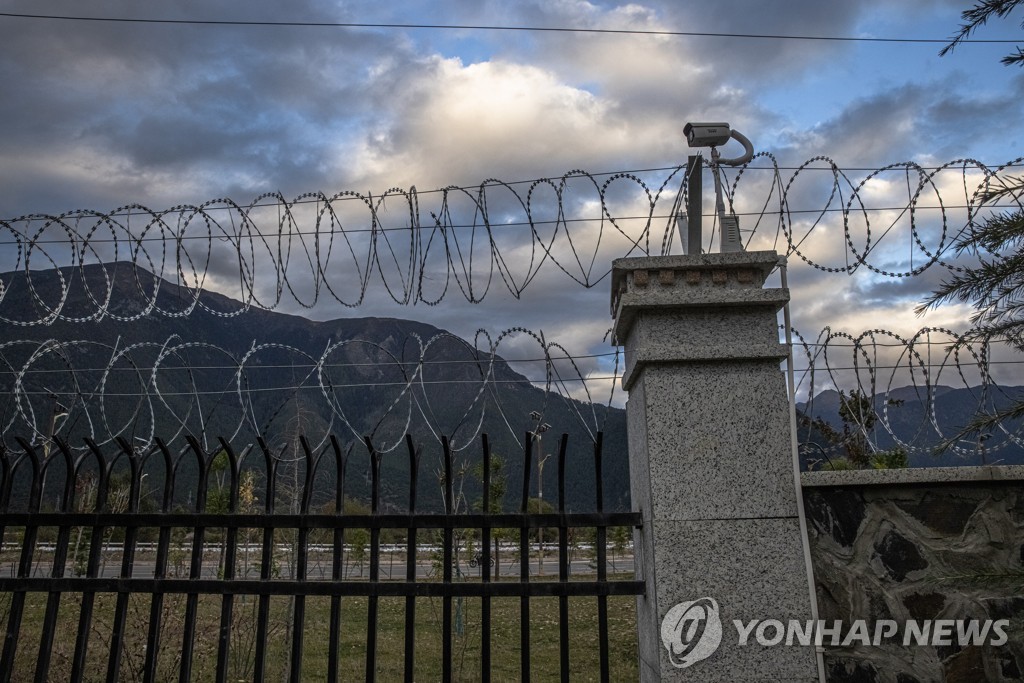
[0,432,641,682]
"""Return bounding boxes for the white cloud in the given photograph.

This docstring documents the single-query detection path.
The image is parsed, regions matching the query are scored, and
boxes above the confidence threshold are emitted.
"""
[0,0,1020,409]
[348,56,637,190]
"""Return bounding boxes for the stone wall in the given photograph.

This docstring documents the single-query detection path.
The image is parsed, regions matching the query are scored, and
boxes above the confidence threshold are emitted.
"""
[802,467,1024,682]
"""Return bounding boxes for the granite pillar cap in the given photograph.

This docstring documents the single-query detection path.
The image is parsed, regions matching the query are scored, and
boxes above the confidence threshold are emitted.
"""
[611,251,782,314]
[610,251,788,344]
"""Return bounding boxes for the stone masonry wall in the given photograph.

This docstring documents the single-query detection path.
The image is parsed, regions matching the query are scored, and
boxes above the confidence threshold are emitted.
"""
[802,468,1024,683]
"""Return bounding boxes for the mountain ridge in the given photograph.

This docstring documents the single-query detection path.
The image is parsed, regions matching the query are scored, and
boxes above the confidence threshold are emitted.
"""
[1,263,1020,510]
[0,262,631,512]
[798,385,1024,467]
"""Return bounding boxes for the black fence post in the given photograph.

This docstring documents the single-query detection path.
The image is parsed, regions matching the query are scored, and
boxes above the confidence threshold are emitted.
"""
[71,438,113,682]
[441,435,454,683]
[556,433,570,683]
[480,434,492,683]
[105,438,142,683]
[328,435,348,683]
[178,436,211,683]
[519,432,532,682]
[142,438,177,683]
[34,438,75,683]
[0,440,41,683]
[214,437,242,683]
[254,436,280,683]
[403,434,418,683]
[363,435,381,683]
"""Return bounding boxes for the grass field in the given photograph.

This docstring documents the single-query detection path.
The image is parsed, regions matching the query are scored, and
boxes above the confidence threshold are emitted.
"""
[0,581,639,681]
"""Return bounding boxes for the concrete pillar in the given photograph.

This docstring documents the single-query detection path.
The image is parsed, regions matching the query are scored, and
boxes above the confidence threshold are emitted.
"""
[611,251,819,681]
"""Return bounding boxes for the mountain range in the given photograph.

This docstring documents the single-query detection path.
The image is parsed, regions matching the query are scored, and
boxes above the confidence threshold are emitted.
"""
[797,385,1024,467]
[1,263,1019,513]
[0,263,629,512]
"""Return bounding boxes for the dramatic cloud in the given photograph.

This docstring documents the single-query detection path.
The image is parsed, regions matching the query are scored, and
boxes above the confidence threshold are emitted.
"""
[0,0,1021,403]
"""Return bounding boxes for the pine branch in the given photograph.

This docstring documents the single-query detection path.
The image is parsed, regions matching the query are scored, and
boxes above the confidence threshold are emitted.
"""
[1003,46,1024,65]
[918,181,1024,320]
[933,399,1024,453]
[917,252,1024,319]
[940,0,1024,65]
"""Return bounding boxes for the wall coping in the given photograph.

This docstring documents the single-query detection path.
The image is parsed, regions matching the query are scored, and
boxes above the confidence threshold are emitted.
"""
[610,250,780,316]
[801,465,1024,488]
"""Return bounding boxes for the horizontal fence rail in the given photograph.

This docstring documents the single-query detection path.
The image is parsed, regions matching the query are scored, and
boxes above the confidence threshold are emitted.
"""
[0,431,642,682]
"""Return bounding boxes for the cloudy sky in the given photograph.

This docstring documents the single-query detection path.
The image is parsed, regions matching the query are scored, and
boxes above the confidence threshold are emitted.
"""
[1,1,1022,404]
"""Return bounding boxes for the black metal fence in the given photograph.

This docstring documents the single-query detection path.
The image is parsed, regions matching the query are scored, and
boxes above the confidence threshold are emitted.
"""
[0,432,643,682]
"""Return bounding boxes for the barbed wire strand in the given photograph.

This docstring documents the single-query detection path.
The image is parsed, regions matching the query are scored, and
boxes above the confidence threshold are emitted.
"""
[0,157,1021,461]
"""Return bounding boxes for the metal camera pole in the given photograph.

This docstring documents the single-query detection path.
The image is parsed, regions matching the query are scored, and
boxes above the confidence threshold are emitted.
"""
[682,122,754,253]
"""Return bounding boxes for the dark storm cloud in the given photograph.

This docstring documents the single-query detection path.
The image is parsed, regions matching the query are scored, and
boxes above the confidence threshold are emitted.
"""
[0,0,416,214]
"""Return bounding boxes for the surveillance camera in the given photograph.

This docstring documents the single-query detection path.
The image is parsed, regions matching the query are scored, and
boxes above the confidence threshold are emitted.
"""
[683,122,732,148]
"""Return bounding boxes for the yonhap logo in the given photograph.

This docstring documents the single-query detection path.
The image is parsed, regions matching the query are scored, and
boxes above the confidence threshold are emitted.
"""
[657,597,1009,673]
[660,597,723,669]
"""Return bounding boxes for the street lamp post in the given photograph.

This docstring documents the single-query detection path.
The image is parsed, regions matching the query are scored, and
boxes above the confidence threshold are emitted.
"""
[528,412,551,576]
[536,450,551,576]
[957,434,993,466]
[42,393,68,460]
[977,433,991,465]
